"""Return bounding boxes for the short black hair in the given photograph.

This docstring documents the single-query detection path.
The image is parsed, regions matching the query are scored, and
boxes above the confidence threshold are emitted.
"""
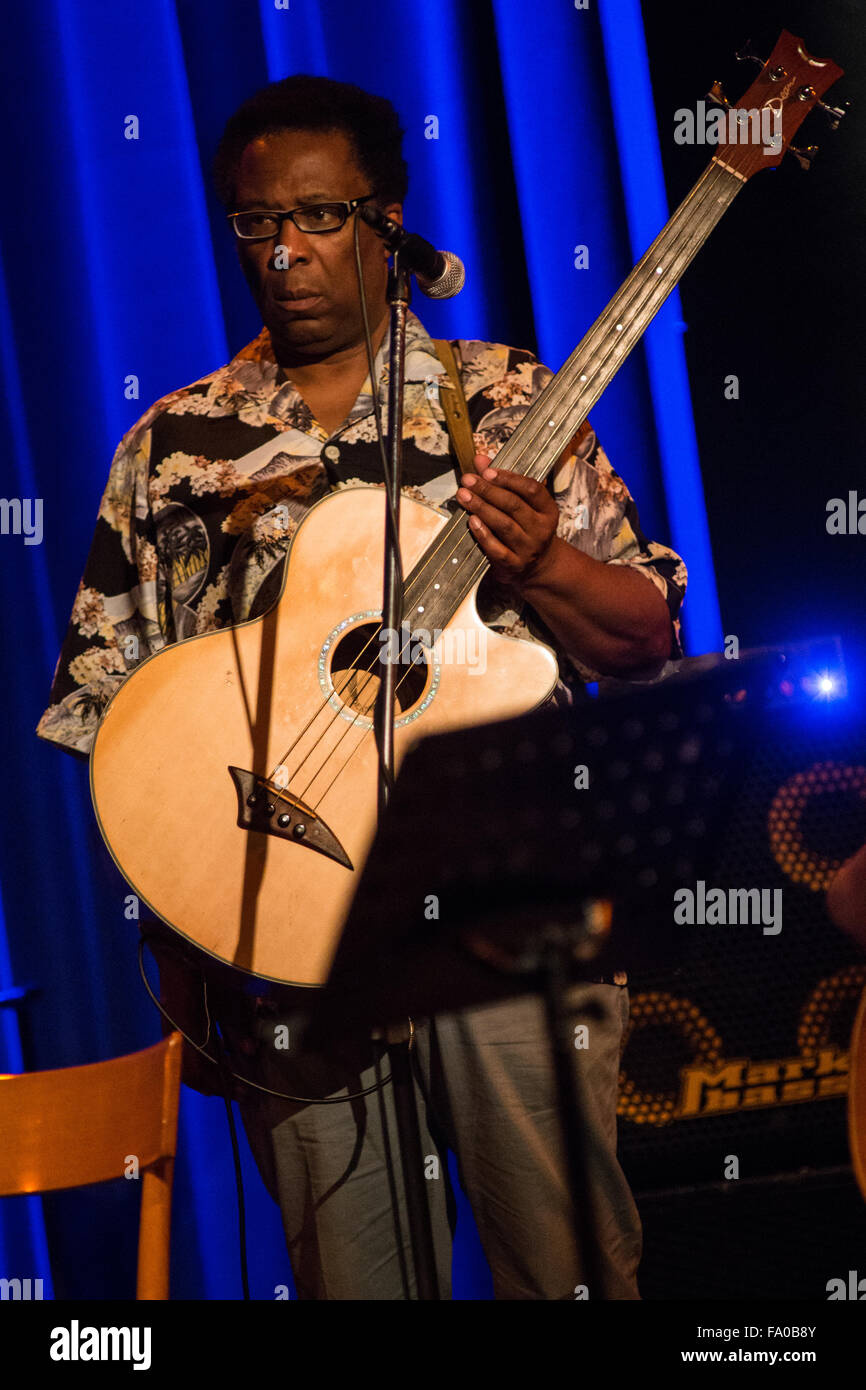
[213,74,409,208]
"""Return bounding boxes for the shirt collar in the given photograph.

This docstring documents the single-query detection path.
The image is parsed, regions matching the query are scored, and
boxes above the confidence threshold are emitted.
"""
[221,307,447,408]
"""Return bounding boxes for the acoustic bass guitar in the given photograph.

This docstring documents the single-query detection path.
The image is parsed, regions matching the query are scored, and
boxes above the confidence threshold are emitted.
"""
[91,32,844,988]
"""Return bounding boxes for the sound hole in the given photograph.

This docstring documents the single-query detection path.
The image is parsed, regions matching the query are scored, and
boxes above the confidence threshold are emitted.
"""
[329,621,430,716]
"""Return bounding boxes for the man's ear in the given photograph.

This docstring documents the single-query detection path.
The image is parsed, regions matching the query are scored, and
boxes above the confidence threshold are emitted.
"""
[372,202,402,259]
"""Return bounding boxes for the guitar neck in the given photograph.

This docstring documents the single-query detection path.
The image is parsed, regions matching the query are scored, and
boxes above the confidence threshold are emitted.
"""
[403,157,744,629]
[494,157,744,485]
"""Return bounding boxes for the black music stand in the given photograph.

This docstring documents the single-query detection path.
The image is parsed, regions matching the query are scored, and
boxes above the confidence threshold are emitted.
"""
[303,654,778,1297]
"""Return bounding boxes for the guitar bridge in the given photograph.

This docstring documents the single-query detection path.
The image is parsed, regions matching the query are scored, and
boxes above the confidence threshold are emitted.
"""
[228,767,352,869]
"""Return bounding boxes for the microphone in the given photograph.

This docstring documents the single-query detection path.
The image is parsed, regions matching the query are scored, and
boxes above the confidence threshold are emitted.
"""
[358,204,465,299]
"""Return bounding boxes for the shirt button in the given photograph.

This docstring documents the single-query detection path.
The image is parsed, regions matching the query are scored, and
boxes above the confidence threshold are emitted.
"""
[323,445,340,462]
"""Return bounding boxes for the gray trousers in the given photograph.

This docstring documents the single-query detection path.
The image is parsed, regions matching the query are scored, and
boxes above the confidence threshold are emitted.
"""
[231,982,642,1300]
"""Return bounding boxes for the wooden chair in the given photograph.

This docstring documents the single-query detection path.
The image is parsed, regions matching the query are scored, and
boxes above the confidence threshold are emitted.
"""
[0,1031,183,1298]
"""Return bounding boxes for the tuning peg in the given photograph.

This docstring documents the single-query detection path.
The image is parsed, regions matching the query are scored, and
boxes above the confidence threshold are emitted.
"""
[704,79,729,108]
[789,143,819,170]
[735,39,765,70]
[817,98,850,129]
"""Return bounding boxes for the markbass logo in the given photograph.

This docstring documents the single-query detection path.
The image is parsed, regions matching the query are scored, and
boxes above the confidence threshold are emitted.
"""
[618,966,865,1125]
[677,1048,848,1118]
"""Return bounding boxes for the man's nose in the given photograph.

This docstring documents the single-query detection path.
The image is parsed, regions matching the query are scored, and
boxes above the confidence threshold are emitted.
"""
[269,220,310,270]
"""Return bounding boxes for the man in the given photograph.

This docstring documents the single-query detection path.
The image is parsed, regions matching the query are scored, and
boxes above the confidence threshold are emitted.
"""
[37,75,687,1299]
[828,845,866,949]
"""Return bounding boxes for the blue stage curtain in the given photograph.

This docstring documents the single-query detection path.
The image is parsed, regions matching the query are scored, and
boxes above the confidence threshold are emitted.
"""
[0,0,719,1299]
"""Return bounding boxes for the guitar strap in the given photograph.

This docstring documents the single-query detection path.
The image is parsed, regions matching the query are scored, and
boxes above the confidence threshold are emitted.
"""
[433,337,594,484]
[432,338,477,482]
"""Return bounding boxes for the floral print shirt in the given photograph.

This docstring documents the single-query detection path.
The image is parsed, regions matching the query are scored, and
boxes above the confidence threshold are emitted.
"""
[37,310,687,755]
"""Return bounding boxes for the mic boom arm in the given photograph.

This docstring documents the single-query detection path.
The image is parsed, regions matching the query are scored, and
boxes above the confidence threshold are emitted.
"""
[358,204,465,300]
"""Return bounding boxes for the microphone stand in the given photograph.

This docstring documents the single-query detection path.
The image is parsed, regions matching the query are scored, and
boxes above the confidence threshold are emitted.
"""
[374,248,441,1299]
[375,250,408,823]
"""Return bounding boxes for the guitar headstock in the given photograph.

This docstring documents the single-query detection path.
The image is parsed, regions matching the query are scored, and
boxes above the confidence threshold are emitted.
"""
[713,30,844,179]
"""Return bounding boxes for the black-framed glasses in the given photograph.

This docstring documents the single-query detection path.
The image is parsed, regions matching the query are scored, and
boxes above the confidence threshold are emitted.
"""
[227,195,376,241]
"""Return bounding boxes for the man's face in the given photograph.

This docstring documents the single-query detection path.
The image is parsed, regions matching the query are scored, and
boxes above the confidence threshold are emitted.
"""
[231,128,401,362]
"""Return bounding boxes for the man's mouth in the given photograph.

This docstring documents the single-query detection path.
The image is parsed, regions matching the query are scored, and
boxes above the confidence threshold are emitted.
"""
[272,289,324,310]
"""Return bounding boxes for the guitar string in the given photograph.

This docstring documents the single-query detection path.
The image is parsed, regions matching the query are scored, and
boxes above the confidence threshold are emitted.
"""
[370,161,734,627]
[397,163,732,606]
[262,161,734,808]
[299,163,739,809]
[253,163,718,810]
[264,164,733,800]
[260,161,736,812]
[459,162,733,486]
[395,163,736,612]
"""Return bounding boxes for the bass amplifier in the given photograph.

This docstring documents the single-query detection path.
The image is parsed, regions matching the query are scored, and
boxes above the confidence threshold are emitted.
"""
[616,680,866,1297]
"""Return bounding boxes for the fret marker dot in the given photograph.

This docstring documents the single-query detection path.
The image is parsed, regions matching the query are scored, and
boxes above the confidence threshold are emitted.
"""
[417,606,424,613]
[615,323,623,331]
[452,557,458,563]
[656,266,663,274]
[548,420,556,427]
[580,374,587,382]
[434,583,440,590]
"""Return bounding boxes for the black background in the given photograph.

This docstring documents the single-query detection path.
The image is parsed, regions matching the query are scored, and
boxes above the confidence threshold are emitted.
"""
[641,1,865,678]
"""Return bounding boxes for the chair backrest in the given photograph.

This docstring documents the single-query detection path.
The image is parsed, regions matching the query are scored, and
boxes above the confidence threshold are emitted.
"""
[0,1031,183,1299]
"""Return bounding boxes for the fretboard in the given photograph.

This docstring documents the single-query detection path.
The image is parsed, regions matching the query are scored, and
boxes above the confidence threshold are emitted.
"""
[403,158,744,634]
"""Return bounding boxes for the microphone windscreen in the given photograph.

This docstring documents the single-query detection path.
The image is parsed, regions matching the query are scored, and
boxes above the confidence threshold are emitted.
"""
[419,252,465,300]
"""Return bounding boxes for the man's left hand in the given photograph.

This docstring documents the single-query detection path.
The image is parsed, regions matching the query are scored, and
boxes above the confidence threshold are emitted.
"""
[456,453,559,588]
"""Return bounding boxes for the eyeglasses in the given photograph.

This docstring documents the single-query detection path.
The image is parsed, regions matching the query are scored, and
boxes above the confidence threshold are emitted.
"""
[227,195,376,241]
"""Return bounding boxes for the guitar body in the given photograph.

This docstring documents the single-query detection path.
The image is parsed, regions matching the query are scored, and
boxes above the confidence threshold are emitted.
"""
[91,487,557,987]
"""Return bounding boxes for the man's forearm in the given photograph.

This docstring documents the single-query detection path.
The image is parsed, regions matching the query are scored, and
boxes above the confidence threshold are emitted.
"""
[519,535,674,677]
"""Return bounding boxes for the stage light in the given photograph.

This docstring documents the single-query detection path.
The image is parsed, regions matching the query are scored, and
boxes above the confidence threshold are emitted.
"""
[803,669,844,701]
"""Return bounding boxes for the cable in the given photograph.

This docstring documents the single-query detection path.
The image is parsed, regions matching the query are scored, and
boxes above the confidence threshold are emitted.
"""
[261,163,733,808]
[353,208,403,597]
[137,934,393,1105]
[130,220,419,1296]
[373,1042,413,1300]
[260,172,731,805]
[212,1023,251,1301]
[133,226,405,1118]
[253,209,403,795]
